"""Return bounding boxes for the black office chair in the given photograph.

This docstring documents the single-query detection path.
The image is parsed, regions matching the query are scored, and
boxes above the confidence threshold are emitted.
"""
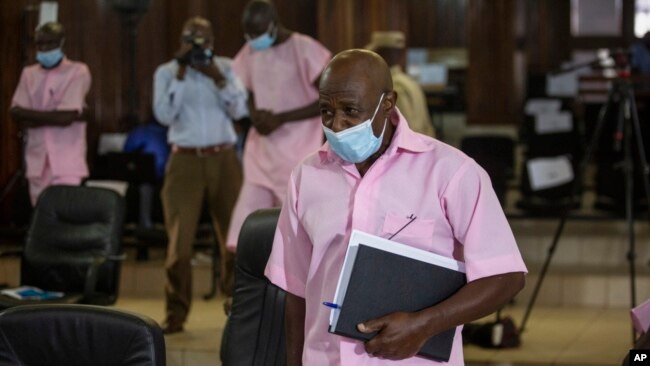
[460,135,515,206]
[220,208,286,366]
[0,185,126,309]
[0,304,165,366]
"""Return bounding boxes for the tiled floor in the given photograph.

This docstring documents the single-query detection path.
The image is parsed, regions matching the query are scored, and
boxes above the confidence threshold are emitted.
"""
[111,296,633,366]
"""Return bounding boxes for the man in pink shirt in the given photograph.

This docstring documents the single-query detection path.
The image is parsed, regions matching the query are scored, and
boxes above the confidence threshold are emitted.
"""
[265,50,527,365]
[226,0,331,252]
[10,22,91,206]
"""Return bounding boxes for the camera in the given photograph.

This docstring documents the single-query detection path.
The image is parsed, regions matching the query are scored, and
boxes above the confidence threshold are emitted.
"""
[178,35,213,66]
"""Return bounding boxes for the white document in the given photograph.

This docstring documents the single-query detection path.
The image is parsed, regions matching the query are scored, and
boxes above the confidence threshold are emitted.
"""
[524,99,561,115]
[527,156,574,191]
[329,230,465,328]
[38,2,59,26]
[535,112,573,135]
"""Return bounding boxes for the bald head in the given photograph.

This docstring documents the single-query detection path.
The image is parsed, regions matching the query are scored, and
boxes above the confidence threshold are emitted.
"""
[35,22,65,52]
[320,49,393,98]
[36,22,64,37]
[243,0,277,25]
[181,16,213,48]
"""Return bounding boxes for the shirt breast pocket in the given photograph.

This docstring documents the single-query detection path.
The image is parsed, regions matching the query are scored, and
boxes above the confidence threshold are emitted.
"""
[381,212,435,251]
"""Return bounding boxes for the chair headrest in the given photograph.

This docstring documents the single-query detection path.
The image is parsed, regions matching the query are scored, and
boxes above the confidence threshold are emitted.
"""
[236,208,281,277]
[0,304,165,366]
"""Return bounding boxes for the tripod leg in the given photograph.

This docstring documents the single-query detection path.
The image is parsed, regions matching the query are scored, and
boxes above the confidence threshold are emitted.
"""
[520,89,616,333]
[626,88,650,342]
[622,98,637,343]
[627,88,650,211]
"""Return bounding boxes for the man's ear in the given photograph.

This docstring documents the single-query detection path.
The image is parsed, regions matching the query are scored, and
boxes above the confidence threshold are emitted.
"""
[383,90,397,113]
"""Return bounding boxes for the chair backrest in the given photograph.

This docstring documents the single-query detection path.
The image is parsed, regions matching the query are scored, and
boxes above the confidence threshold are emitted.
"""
[221,208,286,366]
[22,185,125,304]
[0,304,165,366]
[460,135,515,205]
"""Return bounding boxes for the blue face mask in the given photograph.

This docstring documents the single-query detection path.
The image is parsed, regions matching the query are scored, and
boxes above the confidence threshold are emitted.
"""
[246,23,276,51]
[36,48,64,69]
[323,93,387,163]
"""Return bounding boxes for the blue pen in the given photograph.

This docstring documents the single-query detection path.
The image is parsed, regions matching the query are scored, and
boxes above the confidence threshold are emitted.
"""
[322,301,340,309]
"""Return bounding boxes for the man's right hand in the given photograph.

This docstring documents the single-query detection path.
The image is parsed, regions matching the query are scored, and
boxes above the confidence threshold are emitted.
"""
[174,44,193,80]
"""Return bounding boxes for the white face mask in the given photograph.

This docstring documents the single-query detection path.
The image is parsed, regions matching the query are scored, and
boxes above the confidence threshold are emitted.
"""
[322,93,386,163]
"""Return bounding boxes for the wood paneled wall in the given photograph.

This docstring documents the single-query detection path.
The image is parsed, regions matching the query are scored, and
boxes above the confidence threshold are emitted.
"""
[466,0,523,125]
[2,0,627,219]
[0,0,317,220]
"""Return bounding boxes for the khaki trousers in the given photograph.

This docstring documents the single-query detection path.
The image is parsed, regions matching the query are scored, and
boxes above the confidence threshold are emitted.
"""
[162,148,242,323]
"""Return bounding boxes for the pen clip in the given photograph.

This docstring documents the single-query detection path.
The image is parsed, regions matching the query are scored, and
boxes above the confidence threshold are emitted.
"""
[388,214,417,240]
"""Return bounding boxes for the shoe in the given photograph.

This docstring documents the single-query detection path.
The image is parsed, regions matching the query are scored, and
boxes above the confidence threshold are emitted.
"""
[162,318,184,334]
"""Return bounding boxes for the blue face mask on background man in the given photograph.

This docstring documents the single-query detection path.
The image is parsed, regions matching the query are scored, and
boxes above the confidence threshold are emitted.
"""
[246,23,277,51]
[36,48,64,69]
[323,93,387,163]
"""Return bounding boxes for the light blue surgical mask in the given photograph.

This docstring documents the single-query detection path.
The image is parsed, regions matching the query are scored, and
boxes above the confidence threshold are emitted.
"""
[36,48,64,69]
[246,23,277,51]
[323,93,387,163]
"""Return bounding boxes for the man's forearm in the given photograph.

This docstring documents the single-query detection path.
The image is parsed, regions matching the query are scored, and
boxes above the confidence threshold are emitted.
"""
[277,100,320,124]
[420,272,525,336]
[285,292,306,366]
[11,106,82,127]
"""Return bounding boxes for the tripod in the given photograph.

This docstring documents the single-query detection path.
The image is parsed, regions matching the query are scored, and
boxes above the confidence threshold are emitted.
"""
[520,76,650,340]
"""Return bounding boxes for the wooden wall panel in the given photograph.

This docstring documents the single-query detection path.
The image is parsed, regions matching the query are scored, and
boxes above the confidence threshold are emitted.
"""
[0,0,319,222]
[407,0,467,48]
[0,1,27,219]
[467,0,524,125]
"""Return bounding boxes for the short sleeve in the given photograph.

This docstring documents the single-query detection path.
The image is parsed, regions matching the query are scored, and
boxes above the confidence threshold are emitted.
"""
[264,170,313,298]
[298,36,331,84]
[442,160,527,282]
[56,64,91,112]
[11,68,31,108]
[232,46,252,91]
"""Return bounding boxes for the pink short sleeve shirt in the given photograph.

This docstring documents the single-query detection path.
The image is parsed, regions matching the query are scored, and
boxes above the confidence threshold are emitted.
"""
[11,58,91,178]
[232,33,331,195]
[265,109,527,365]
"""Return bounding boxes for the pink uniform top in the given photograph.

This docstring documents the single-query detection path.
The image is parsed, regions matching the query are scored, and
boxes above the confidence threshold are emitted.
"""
[265,110,528,365]
[232,33,331,195]
[11,58,91,178]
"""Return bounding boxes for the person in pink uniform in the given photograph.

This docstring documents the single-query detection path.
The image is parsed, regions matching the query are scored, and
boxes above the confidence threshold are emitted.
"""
[226,0,331,252]
[10,22,91,206]
[265,49,528,365]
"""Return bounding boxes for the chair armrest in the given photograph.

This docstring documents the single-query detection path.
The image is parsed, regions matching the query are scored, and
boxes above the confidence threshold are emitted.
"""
[83,253,127,299]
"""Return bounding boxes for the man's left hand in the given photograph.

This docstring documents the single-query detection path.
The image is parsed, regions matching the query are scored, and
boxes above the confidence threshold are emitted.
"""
[358,311,430,360]
[193,63,226,86]
[251,110,283,135]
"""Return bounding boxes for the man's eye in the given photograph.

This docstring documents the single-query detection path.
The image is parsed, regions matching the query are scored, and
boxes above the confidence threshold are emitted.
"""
[345,107,359,115]
[320,109,333,116]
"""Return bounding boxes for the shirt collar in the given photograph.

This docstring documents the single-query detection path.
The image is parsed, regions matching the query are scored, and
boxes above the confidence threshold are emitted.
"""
[318,107,435,164]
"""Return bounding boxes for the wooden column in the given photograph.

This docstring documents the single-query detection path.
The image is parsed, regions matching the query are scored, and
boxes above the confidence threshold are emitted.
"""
[466,0,524,125]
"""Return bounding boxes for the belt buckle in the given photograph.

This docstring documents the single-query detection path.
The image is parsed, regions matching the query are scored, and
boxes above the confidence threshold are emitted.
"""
[196,147,205,158]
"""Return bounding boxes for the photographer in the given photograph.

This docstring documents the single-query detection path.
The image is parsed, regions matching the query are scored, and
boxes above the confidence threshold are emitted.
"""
[153,16,248,334]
